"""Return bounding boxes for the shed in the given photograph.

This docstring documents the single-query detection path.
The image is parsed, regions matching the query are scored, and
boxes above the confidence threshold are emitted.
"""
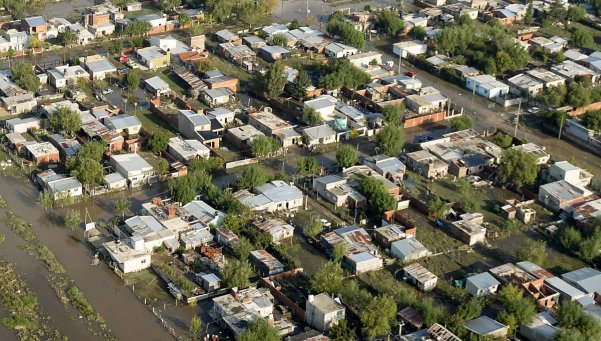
[466,272,500,297]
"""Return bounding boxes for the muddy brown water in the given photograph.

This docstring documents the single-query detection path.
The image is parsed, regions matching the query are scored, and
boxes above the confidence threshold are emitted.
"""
[0,174,176,340]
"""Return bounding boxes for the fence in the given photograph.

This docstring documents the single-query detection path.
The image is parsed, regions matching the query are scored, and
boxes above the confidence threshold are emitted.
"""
[224,158,257,169]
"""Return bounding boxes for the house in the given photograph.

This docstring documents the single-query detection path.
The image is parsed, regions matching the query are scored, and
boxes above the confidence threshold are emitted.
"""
[551,60,599,83]
[110,153,154,187]
[104,172,127,190]
[48,134,81,159]
[48,65,90,89]
[179,229,214,249]
[346,252,383,274]
[243,36,267,50]
[68,23,94,45]
[548,161,593,187]
[234,180,304,212]
[519,312,560,341]
[215,29,241,44]
[324,42,358,59]
[196,272,220,292]
[216,227,238,248]
[258,45,291,62]
[374,224,413,249]
[253,218,294,243]
[538,180,594,213]
[144,76,171,96]
[391,238,429,261]
[262,23,289,37]
[526,68,567,88]
[303,124,337,148]
[305,293,345,332]
[176,110,220,148]
[511,143,550,165]
[405,150,448,178]
[118,215,176,252]
[103,240,151,273]
[136,46,170,70]
[508,73,544,97]
[347,51,382,69]
[450,213,486,246]
[403,263,437,291]
[201,88,234,107]
[404,87,448,115]
[393,41,428,58]
[320,226,382,273]
[573,198,601,225]
[561,267,601,296]
[304,95,338,121]
[149,35,189,54]
[225,125,265,152]
[37,170,83,199]
[168,136,211,162]
[249,250,285,276]
[544,276,587,302]
[104,115,142,136]
[466,272,501,297]
[126,2,142,11]
[312,175,366,208]
[203,74,240,93]
[4,117,43,133]
[363,155,406,183]
[85,56,117,80]
[463,316,509,339]
[5,132,26,152]
[466,75,510,99]
[219,43,256,64]
[22,16,47,39]
[248,108,299,147]
[138,14,167,29]
[207,107,235,126]
[183,200,225,228]
[24,141,60,164]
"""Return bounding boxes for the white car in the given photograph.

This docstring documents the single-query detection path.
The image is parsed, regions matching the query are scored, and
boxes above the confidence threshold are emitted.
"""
[102,88,113,95]
[320,219,332,227]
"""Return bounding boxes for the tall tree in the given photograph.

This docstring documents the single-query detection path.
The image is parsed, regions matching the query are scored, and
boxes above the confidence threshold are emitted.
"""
[57,30,78,48]
[222,260,252,289]
[235,165,268,190]
[11,62,40,92]
[382,104,405,126]
[376,125,404,156]
[310,261,344,294]
[297,156,319,176]
[304,219,324,238]
[168,176,197,204]
[71,157,103,187]
[124,71,140,91]
[49,107,82,138]
[360,177,397,215]
[289,70,311,99]
[360,295,397,339]
[336,145,358,168]
[147,132,169,153]
[160,0,181,11]
[516,239,547,265]
[329,320,356,341]
[261,60,286,99]
[189,315,202,340]
[237,319,280,341]
[449,116,473,132]
[498,149,539,188]
[64,209,81,231]
[302,107,322,125]
[524,0,534,24]
[115,196,132,219]
[376,10,405,37]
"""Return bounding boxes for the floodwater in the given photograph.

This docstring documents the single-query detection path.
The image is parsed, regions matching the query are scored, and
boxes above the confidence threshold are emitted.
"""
[40,0,95,19]
[0,174,176,340]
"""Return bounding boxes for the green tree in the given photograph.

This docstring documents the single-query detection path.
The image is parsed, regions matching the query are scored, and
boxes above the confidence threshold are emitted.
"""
[39,191,55,210]
[516,239,547,266]
[290,70,311,99]
[160,0,180,11]
[545,110,568,130]
[572,28,594,48]
[233,237,254,260]
[579,230,601,261]
[336,145,358,168]
[329,319,356,341]
[429,197,450,219]
[222,260,252,289]
[566,82,592,108]
[525,0,534,24]
[448,298,484,332]
[327,13,365,49]
[147,132,169,153]
[376,10,405,37]
[582,110,601,131]
[11,62,40,92]
[260,60,286,99]
[496,284,537,334]
[271,34,288,47]
[491,132,514,148]
[71,157,103,187]
[78,141,105,162]
[168,176,197,204]
[332,242,348,263]
[382,104,405,126]
[237,318,280,341]
[115,196,132,219]
[304,219,323,238]
[409,26,427,40]
[57,29,78,48]
[157,158,170,175]
[360,177,397,215]
[319,59,371,90]
[498,149,539,188]
[205,0,235,22]
[302,107,322,125]
[124,71,140,91]
[64,209,81,231]
[189,315,202,340]
[360,295,397,339]
[376,125,404,156]
[251,135,276,158]
[496,50,513,74]
[449,116,473,131]
[188,157,224,174]
[567,5,586,22]
[297,156,319,176]
[124,20,152,36]
[536,84,567,107]
[560,226,583,250]
[549,0,568,23]
[236,165,268,190]
[310,261,344,294]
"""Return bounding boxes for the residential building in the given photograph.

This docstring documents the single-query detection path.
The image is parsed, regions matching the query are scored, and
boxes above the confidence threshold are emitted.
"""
[393,41,428,58]
[249,250,285,276]
[24,141,59,164]
[305,293,345,332]
[179,229,214,249]
[544,276,587,302]
[168,136,211,162]
[48,134,81,160]
[201,88,234,107]
[466,272,501,297]
[215,29,241,44]
[196,272,221,292]
[304,95,338,121]
[136,46,170,70]
[466,75,510,99]
[84,56,117,80]
[538,180,595,213]
[551,60,599,83]
[404,87,448,115]
[450,213,487,246]
[248,107,299,147]
[548,161,593,187]
[253,218,294,242]
[391,238,429,261]
[104,114,142,135]
[103,240,151,273]
[126,2,142,11]
[216,227,238,248]
[573,198,601,225]
[519,312,560,341]
[117,215,176,252]
[225,125,265,152]
[243,36,267,50]
[508,73,544,97]
[562,267,601,296]
[303,124,337,148]
[405,150,448,178]
[374,224,414,249]
[463,316,509,339]
[312,175,366,208]
[22,16,47,39]
[324,42,358,59]
[144,76,171,96]
[110,153,154,187]
[526,68,567,88]
[320,225,382,272]
[68,23,94,45]
[48,65,90,89]
[207,107,235,126]
[346,251,383,274]
[258,45,291,62]
[234,180,303,213]
[347,51,382,68]
[403,263,438,291]
[36,170,83,199]
[511,143,550,165]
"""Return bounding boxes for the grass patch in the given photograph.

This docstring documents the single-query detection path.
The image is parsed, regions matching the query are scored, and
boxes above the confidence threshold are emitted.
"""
[133,108,177,136]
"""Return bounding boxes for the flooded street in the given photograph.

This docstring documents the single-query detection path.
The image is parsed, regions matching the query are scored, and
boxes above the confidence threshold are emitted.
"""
[0,174,177,340]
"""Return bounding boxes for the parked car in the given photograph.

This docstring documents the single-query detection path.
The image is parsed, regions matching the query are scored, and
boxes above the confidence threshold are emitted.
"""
[405,71,417,78]
[102,88,113,95]
[527,106,540,114]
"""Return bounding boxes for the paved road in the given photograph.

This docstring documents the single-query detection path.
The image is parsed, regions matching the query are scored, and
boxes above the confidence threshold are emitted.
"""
[273,0,398,24]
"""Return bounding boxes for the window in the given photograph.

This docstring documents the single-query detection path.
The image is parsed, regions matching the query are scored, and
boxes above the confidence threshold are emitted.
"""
[141,259,147,264]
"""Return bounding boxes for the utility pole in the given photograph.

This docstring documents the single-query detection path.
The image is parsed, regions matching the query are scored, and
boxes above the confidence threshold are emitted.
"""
[558,111,565,140]
[306,0,309,25]
[514,100,521,137]
[398,50,402,74]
